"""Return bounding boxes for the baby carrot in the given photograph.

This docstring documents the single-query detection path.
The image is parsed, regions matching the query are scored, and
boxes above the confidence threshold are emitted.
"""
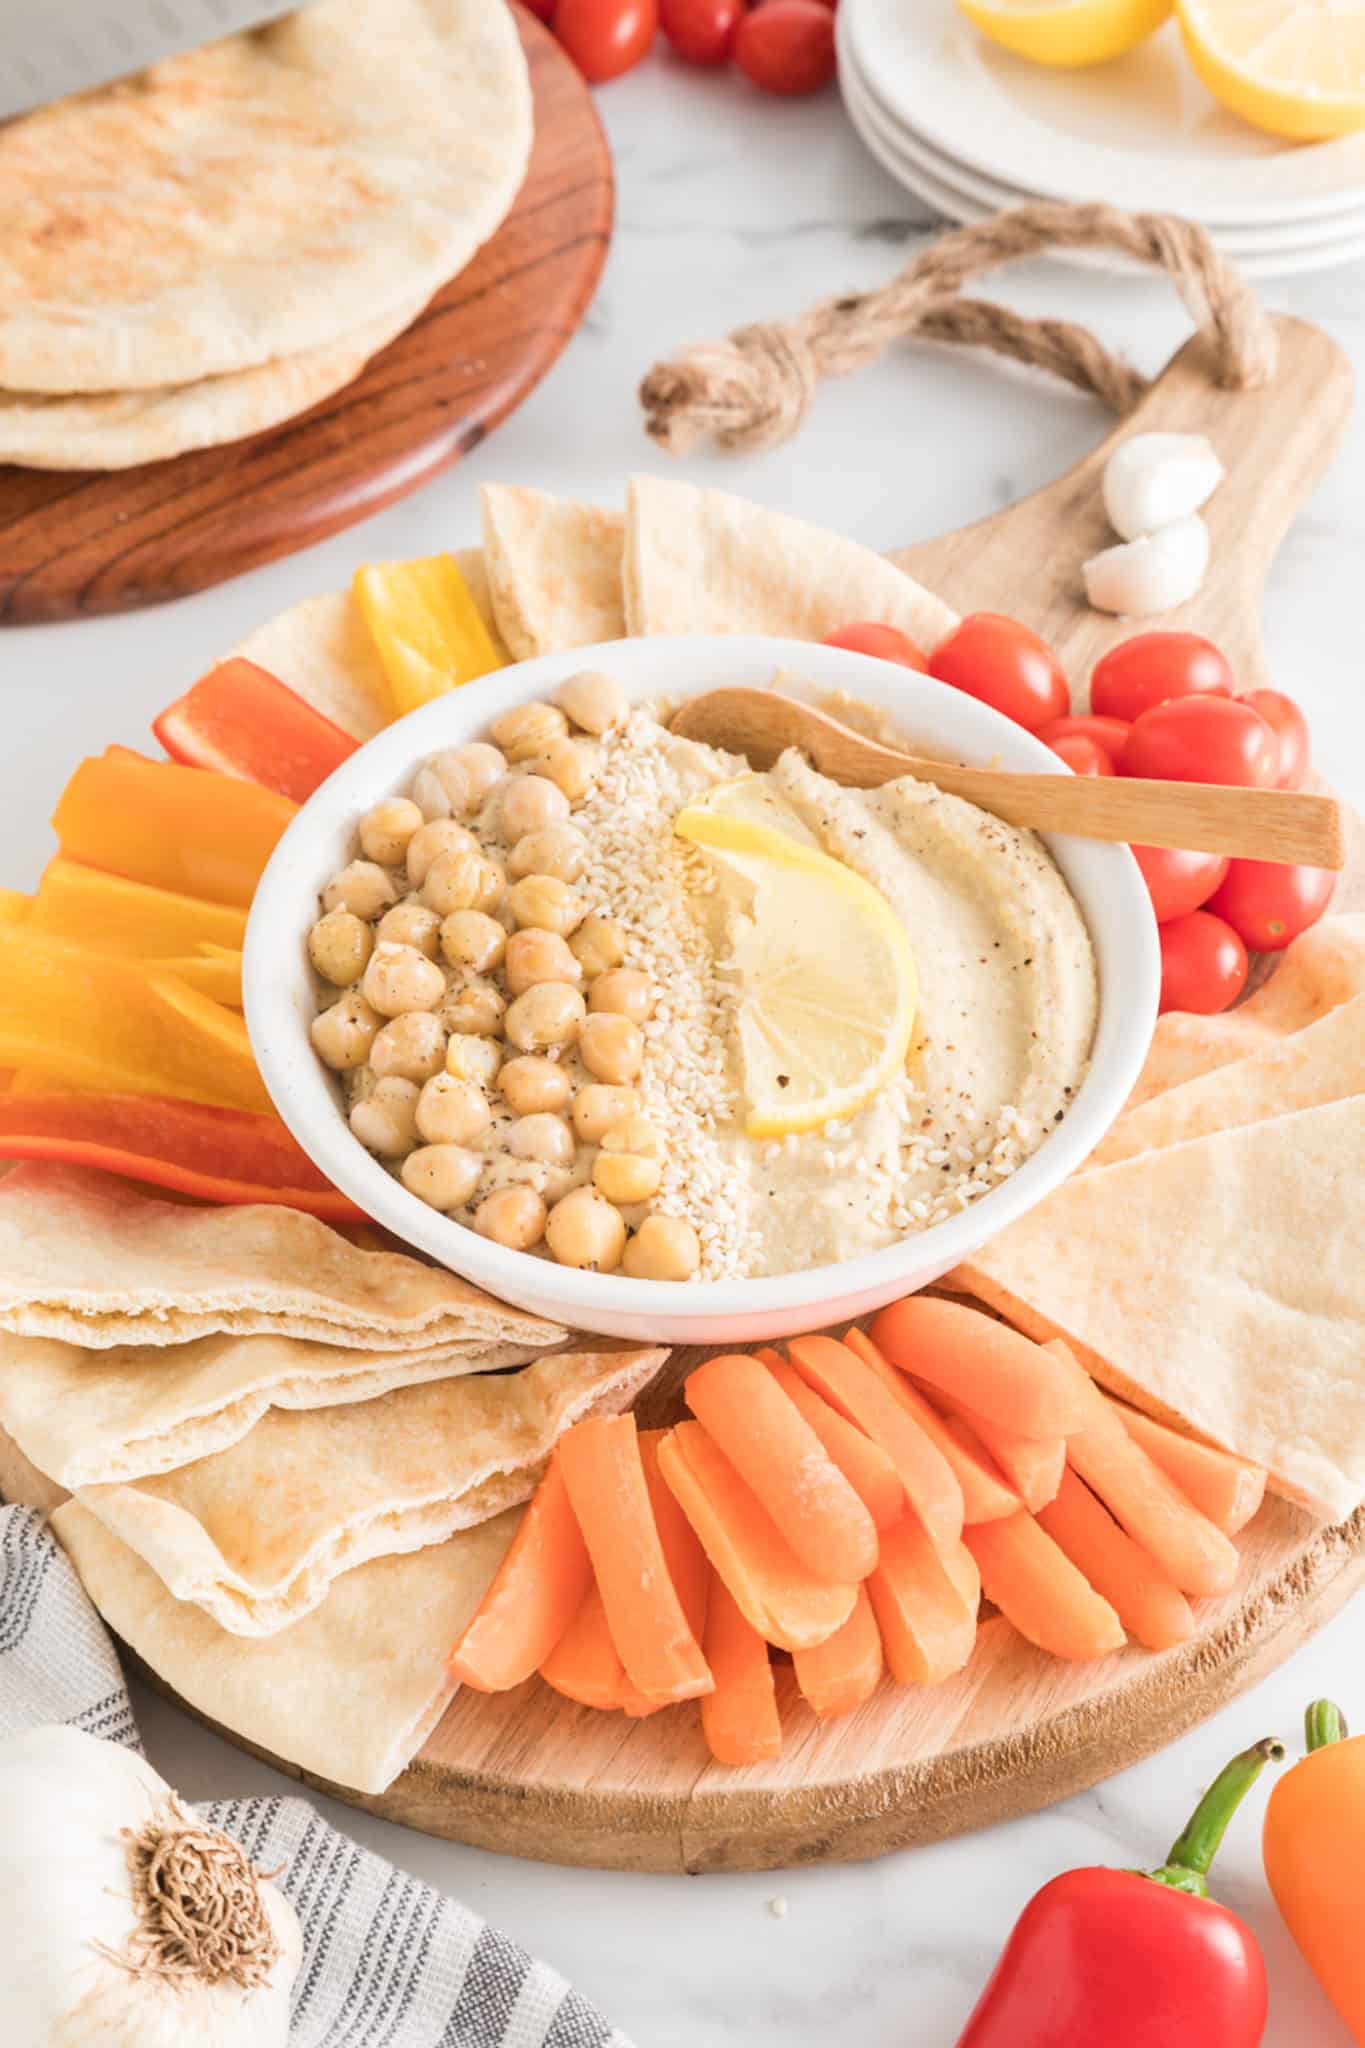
[539,1584,627,1711]
[842,1329,1019,1524]
[866,1517,981,1686]
[964,1511,1126,1662]
[1036,1469,1195,1653]
[939,1399,1065,1514]
[759,1351,905,1532]
[871,1296,1089,1438]
[1106,1399,1267,1537]
[792,1584,884,1720]
[788,1333,965,1549]
[700,1575,783,1768]
[619,1431,714,1718]
[447,1457,591,1690]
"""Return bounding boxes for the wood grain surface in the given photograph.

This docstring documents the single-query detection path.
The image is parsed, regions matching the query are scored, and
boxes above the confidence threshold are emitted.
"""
[0,7,612,624]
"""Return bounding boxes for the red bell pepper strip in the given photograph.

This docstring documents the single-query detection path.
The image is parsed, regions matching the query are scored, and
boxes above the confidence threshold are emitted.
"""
[956,1737,1282,2047]
[0,1090,363,1221]
[153,657,358,803]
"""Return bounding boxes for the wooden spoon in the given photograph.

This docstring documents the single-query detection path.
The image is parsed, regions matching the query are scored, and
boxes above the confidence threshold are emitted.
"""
[669,689,1344,867]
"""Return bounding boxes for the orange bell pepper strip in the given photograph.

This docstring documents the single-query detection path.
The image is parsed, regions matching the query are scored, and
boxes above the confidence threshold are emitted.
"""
[1036,1469,1195,1653]
[1106,1398,1268,1537]
[539,1584,627,1713]
[700,1575,783,1768]
[964,1512,1126,1662]
[447,1458,592,1691]
[33,857,248,958]
[0,1090,361,1220]
[760,1351,905,1533]
[153,657,359,802]
[792,1584,884,1720]
[1263,1700,1365,2045]
[52,749,296,908]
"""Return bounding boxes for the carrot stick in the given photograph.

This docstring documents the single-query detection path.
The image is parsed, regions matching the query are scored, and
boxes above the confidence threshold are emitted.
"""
[787,1333,964,1549]
[556,1416,712,1704]
[539,1584,627,1711]
[1036,1469,1195,1653]
[619,1432,714,1718]
[1043,1341,1241,1598]
[792,1584,884,1720]
[935,1395,1065,1514]
[447,1458,591,1690]
[964,1511,1126,1661]
[866,1517,980,1685]
[1105,1398,1268,1537]
[759,1351,905,1532]
[871,1296,1089,1438]
[657,1422,857,1653]
[684,1353,879,1584]
[700,1575,783,1767]
[842,1329,1019,1524]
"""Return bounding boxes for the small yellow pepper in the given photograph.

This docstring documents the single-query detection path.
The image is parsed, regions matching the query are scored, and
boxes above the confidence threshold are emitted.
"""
[1263,1699,1365,2042]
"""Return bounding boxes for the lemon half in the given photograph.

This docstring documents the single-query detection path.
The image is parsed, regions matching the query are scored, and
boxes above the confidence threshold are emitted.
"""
[1178,0,1365,140]
[954,0,1174,66]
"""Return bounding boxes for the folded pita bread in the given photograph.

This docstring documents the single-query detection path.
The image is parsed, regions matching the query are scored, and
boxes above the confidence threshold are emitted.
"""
[0,1422,67,1515]
[481,485,626,659]
[0,1328,546,1488]
[0,1164,563,1353]
[52,1498,513,1794]
[623,476,959,652]
[956,1097,1365,1521]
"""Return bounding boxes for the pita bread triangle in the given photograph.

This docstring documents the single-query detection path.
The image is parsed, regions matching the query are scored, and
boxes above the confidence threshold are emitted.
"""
[481,484,626,659]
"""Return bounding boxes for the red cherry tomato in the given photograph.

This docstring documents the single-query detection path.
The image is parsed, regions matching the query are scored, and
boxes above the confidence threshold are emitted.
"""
[1158,911,1249,1016]
[1123,695,1279,789]
[523,0,558,19]
[822,621,928,669]
[733,0,836,93]
[1131,844,1230,925]
[659,0,739,61]
[1241,687,1311,791]
[1090,632,1235,724]
[927,613,1069,733]
[1050,734,1113,777]
[1036,714,1131,771]
[554,0,657,81]
[1206,859,1336,953]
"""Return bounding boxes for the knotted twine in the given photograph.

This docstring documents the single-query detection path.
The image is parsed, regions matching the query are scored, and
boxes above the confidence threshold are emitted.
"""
[640,200,1280,455]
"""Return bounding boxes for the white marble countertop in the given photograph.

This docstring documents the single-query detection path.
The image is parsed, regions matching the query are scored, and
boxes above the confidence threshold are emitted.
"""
[6,50,1365,2048]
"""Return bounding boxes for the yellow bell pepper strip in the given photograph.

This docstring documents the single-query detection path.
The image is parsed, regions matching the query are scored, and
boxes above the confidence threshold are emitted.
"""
[51,749,296,909]
[1263,1699,1365,2041]
[0,1091,361,1221]
[353,553,505,718]
[153,657,359,802]
[33,857,249,958]
[150,950,243,1007]
[0,890,32,923]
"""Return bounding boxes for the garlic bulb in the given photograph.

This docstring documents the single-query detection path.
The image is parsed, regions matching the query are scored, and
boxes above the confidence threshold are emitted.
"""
[1,1725,299,2047]
[1102,432,1223,541]
[1083,515,1211,617]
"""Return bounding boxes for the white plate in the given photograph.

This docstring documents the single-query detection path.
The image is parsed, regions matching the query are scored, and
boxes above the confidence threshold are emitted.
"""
[842,0,1365,227]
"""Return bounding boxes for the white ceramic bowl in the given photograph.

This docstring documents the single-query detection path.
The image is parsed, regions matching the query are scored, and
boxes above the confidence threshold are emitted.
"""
[245,636,1159,1343]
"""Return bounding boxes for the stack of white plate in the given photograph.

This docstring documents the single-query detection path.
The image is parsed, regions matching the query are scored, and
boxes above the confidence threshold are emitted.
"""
[838,0,1365,279]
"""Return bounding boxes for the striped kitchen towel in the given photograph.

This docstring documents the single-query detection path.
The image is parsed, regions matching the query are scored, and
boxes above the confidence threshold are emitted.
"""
[0,1503,633,2048]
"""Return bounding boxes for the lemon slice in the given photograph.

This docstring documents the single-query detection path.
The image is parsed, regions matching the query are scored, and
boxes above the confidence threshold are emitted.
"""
[683,771,821,847]
[675,805,918,1139]
[1177,0,1365,139]
[954,0,1173,66]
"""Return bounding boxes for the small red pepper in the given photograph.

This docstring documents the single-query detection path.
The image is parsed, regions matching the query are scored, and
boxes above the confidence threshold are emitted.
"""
[153,657,358,803]
[956,1737,1282,2047]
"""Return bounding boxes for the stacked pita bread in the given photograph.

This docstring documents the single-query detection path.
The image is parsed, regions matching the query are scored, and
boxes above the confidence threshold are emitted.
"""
[0,0,531,469]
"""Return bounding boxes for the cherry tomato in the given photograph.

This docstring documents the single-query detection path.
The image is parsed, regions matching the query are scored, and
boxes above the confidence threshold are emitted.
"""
[823,621,927,669]
[554,0,657,81]
[1123,695,1279,789]
[659,0,739,61]
[1036,713,1131,770]
[927,613,1069,733]
[1050,734,1113,777]
[523,0,558,19]
[1158,911,1249,1016]
[1206,859,1336,953]
[1241,688,1310,792]
[1131,844,1230,925]
[1090,632,1234,724]
[733,0,837,93]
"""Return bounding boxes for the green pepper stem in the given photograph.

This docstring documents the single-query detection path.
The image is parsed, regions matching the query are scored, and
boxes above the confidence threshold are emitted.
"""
[1147,1738,1285,1898]
[1305,1700,1349,1752]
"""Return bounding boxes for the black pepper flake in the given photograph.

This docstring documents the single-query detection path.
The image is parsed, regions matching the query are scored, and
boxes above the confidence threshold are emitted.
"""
[777,1074,790,1088]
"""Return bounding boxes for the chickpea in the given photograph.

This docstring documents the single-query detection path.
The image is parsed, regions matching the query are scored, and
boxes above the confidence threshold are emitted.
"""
[506,874,586,937]
[578,1012,644,1085]
[406,819,478,889]
[361,941,446,1017]
[507,826,587,885]
[504,1112,575,1168]
[376,902,442,960]
[321,860,397,920]
[521,735,593,803]
[601,1113,665,1160]
[623,1214,701,1282]
[349,1076,419,1157]
[308,909,373,986]
[311,990,381,1071]
[359,797,423,866]
[499,774,569,843]
[545,1185,626,1272]
[448,741,506,805]
[504,981,585,1053]
[426,749,476,817]
[557,667,628,736]
[593,1151,662,1205]
[569,914,626,980]
[498,1055,572,1117]
[411,765,457,823]
[491,700,569,763]
[416,1072,491,1147]
[370,1010,447,1082]
[446,1034,503,1087]
[475,1185,547,1251]
[439,908,506,973]
[422,849,504,917]
[589,968,654,1025]
[504,928,582,998]
[570,1084,639,1144]
[442,979,506,1037]
[400,1144,481,1212]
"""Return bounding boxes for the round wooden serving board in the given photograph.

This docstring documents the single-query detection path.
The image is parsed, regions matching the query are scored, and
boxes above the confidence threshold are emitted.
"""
[0,7,612,624]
